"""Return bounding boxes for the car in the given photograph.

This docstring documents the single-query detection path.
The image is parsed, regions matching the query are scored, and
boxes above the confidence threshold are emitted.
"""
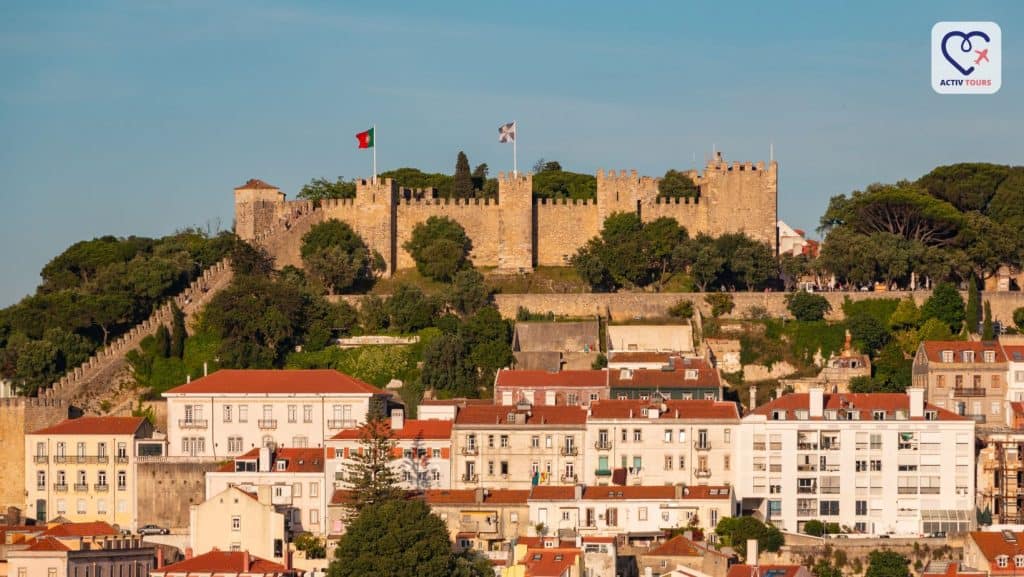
[138,524,169,535]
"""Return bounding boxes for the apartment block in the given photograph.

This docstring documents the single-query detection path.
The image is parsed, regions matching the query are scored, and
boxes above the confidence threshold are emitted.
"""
[913,341,1007,426]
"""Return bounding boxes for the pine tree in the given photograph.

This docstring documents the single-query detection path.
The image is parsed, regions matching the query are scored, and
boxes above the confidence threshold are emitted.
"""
[453,151,473,198]
[966,277,981,334]
[342,416,402,516]
[983,300,995,340]
[170,303,186,359]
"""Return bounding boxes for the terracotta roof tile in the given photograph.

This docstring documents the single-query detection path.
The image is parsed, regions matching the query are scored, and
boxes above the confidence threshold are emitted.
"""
[496,369,608,388]
[455,405,586,426]
[968,532,1024,573]
[589,399,739,420]
[521,547,580,577]
[331,418,452,440]
[26,536,71,551]
[219,448,324,473]
[749,392,968,421]
[607,352,680,363]
[42,522,119,537]
[728,565,804,577]
[31,417,145,436]
[164,369,382,396]
[157,549,287,574]
[920,341,1006,363]
[529,486,576,500]
[423,489,530,505]
[648,535,703,557]
[1004,345,1024,362]
[609,359,720,389]
[234,179,278,190]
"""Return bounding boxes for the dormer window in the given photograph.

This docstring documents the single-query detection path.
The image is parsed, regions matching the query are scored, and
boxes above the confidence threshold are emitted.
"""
[824,410,837,420]
[794,410,808,420]
[685,369,698,380]
[872,410,886,421]
[771,410,786,421]
[941,350,954,363]
[925,410,938,421]
[984,350,996,363]
[507,413,516,424]
[276,460,287,471]
[847,411,860,420]
[962,350,974,363]
[997,555,1009,568]
[1015,555,1024,568]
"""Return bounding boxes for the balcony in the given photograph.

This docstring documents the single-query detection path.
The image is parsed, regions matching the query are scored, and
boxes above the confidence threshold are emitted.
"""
[460,520,500,535]
[36,484,45,492]
[694,441,712,451]
[461,447,479,456]
[116,456,129,464]
[769,443,783,451]
[461,473,479,483]
[94,484,109,492]
[33,455,48,464]
[897,487,918,494]
[953,387,986,398]
[920,487,941,494]
[753,442,766,451]
[595,441,612,451]
[74,483,89,492]
[53,483,68,492]
[595,468,612,477]
[797,509,817,517]
[797,486,818,494]
[178,419,208,429]
[694,469,712,478]
[328,419,355,429]
[561,474,578,483]
[821,486,841,494]
[560,446,578,457]
[797,464,818,472]
[797,443,819,451]
[54,456,68,464]
[258,419,278,430]
[117,484,127,492]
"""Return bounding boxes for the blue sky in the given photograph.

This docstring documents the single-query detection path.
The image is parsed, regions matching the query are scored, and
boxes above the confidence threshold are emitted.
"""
[1,1,1021,307]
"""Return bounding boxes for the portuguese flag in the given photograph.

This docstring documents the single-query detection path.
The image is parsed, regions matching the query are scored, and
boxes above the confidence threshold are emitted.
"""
[356,128,374,149]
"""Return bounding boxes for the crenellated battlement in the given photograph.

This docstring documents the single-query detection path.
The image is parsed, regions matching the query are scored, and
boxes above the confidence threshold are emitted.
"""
[0,397,67,409]
[236,150,777,274]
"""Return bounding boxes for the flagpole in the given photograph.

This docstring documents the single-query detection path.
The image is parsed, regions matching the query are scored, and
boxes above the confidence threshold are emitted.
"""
[513,120,518,176]
[372,124,377,183]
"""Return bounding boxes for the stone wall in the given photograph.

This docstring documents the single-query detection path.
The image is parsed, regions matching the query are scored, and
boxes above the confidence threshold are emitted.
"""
[0,398,69,510]
[238,153,778,276]
[136,460,221,529]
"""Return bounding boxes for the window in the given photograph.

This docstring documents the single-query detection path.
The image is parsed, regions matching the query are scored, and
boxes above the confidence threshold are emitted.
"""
[724,455,731,471]
[664,429,673,443]
[228,437,243,452]
[56,442,65,458]
[545,435,553,448]
[56,499,66,514]
[488,461,495,476]
[567,393,579,405]
[679,456,686,469]
[310,509,320,525]
[856,500,867,515]
[97,442,107,458]
[500,435,510,448]
[724,429,731,443]
[117,442,127,459]
[664,455,674,470]
[936,375,945,388]
[292,436,308,448]
[501,461,509,476]
[294,482,302,497]
[941,350,954,363]
[562,510,571,521]
[432,470,441,481]
[288,405,297,423]
[311,482,319,497]
[77,470,86,485]
[997,556,1009,569]
[467,434,477,450]
[57,470,66,485]
[239,405,248,422]
[77,499,87,514]
[819,501,839,515]
[263,405,273,420]
[639,507,648,521]
[1015,555,1024,569]
[37,470,45,490]
[564,462,574,478]
[962,350,974,363]
[697,429,709,449]
[77,442,85,458]
[117,470,126,489]
[303,405,313,423]
[230,515,241,530]
[223,405,232,422]
[487,435,495,448]
[633,429,642,442]
[590,393,599,402]
[433,448,441,458]
[679,430,686,443]
[98,470,107,486]
[985,350,996,363]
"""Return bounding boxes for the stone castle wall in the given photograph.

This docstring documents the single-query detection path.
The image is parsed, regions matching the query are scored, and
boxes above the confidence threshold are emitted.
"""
[236,154,779,275]
[0,398,69,510]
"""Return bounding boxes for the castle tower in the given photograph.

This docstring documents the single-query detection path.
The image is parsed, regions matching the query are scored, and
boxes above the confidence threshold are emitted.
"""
[0,398,69,514]
[233,179,286,241]
[497,172,534,271]
[353,178,398,275]
[698,153,778,253]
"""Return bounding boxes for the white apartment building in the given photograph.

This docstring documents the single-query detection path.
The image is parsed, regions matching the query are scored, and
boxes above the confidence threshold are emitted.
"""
[735,387,975,536]
[583,400,739,487]
[528,484,734,545]
[326,409,453,491]
[205,447,328,537]
[163,369,386,458]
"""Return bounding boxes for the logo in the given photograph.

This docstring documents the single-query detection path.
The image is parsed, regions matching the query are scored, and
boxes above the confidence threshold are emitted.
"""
[932,22,1001,94]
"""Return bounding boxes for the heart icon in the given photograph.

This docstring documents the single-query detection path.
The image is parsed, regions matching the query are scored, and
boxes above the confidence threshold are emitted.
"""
[941,30,990,76]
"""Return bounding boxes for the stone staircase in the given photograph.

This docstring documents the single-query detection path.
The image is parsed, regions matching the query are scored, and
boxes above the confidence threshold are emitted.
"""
[41,259,234,408]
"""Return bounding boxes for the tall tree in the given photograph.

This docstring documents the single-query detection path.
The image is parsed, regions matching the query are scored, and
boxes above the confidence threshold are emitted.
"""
[966,277,981,333]
[865,550,910,577]
[170,303,186,359]
[341,416,403,516]
[329,499,452,577]
[453,151,473,198]
[983,300,995,340]
[921,282,966,332]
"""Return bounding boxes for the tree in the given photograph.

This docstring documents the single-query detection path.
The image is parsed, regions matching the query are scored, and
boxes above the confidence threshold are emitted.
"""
[842,184,964,247]
[921,282,965,332]
[966,277,981,332]
[453,151,473,198]
[846,313,891,355]
[779,253,809,291]
[386,284,439,333]
[532,168,596,200]
[786,291,832,321]
[865,550,911,577]
[659,169,698,198]
[153,324,171,358]
[301,220,381,293]
[421,333,476,397]
[404,217,472,282]
[1015,307,1024,331]
[644,217,689,287]
[294,533,326,559]
[668,299,694,319]
[341,417,403,516]
[713,516,783,560]
[889,297,922,331]
[705,293,735,318]
[983,300,995,340]
[329,499,452,577]
[677,235,725,292]
[297,177,356,201]
[449,269,489,316]
[803,519,825,537]
[813,559,843,577]
[170,303,186,359]
[917,162,1010,212]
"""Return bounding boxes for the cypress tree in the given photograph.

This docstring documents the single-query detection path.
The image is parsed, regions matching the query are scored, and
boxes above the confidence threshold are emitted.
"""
[453,151,473,198]
[153,324,171,358]
[170,303,186,359]
[966,277,981,334]
[983,300,995,340]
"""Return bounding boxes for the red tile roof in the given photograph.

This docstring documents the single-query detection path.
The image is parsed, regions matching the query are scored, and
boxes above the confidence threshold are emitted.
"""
[749,392,968,421]
[609,359,720,389]
[520,547,580,577]
[42,521,119,537]
[455,405,587,426]
[234,179,278,190]
[648,535,703,557]
[156,550,288,574]
[1004,345,1024,361]
[581,486,671,500]
[31,417,145,436]
[922,562,986,577]
[164,369,382,396]
[423,489,530,505]
[219,448,324,473]
[496,370,608,388]
[516,536,573,549]
[529,486,576,500]
[920,341,1006,363]
[968,532,1024,573]
[419,398,492,406]
[728,565,805,577]
[330,418,452,440]
[607,352,679,363]
[589,399,739,420]
[26,536,71,551]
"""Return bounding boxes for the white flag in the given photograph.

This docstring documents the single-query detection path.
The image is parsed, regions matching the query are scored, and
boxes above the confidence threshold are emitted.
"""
[498,122,516,143]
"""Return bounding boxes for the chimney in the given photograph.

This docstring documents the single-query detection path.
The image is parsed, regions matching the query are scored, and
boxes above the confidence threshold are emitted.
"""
[203,361,208,376]
[259,447,272,472]
[242,550,250,571]
[391,408,405,431]
[749,386,758,410]
[809,386,824,418]
[908,387,924,418]
[475,487,485,504]
[747,538,759,566]
[186,374,191,384]
[185,547,193,560]
[674,484,683,499]
[775,385,783,399]
[156,547,164,568]
[574,484,584,500]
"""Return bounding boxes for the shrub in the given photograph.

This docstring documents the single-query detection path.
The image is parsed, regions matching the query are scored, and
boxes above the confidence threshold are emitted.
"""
[668,299,695,319]
[786,291,831,321]
[705,293,735,318]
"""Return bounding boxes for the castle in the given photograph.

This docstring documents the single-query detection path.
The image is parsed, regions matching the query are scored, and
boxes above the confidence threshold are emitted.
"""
[235,152,778,275]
